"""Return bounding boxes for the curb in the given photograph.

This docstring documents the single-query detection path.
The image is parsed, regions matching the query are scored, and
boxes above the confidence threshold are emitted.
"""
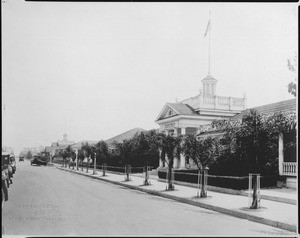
[57,167,296,233]
[156,179,297,205]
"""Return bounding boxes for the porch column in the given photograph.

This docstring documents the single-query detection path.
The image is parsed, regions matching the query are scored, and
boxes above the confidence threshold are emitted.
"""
[158,149,163,168]
[179,154,186,169]
[173,157,178,168]
[279,133,284,175]
[179,127,186,169]
[181,127,186,135]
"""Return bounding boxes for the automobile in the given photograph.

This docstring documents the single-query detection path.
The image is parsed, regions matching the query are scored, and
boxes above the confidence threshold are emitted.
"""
[31,156,48,166]
[9,156,16,174]
[19,156,24,162]
[2,152,10,207]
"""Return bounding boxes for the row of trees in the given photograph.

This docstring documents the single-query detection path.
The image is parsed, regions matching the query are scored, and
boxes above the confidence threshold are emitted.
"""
[55,109,296,200]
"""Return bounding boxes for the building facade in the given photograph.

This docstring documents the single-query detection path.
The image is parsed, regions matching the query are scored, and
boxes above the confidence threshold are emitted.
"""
[155,74,246,169]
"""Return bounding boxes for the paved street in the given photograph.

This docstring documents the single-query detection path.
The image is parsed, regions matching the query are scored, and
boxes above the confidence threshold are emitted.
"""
[2,161,293,236]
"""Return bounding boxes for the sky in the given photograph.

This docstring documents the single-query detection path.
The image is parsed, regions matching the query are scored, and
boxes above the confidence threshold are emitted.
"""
[2,1,298,154]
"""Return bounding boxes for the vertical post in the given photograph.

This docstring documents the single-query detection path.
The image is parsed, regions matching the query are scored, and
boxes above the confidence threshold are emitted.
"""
[257,175,261,208]
[278,133,284,175]
[197,170,200,198]
[102,163,107,176]
[165,168,169,190]
[159,149,163,168]
[208,10,211,75]
[248,174,252,207]
[75,150,78,171]
[86,157,89,173]
[93,153,97,175]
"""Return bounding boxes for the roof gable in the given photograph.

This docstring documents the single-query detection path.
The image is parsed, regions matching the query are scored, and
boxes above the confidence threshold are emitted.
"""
[155,103,198,122]
[105,128,146,145]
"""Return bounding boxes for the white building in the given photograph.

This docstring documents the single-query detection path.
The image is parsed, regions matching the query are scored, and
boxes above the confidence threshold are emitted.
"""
[155,74,246,169]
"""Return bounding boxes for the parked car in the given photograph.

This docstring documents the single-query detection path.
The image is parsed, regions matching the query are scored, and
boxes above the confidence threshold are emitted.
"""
[2,152,10,207]
[9,156,16,174]
[31,156,48,166]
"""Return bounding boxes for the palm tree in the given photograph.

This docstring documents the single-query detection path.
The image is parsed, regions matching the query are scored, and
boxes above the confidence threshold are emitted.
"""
[81,143,93,173]
[182,135,220,197]
[133,131,155,185]
[77,148,84,171]
[58,148,68,168]
[156,132,182,191]
[65,145,74,168]
[94,140,109,175]
[114,139,134,181]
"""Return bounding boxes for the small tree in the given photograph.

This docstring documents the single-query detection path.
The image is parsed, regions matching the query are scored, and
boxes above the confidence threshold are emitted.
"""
[77,148,84,171]
[58,148,69,168]
[95,140,109,175]
[157,132,182,191]
[81,143,93,173]
[64,145,74,168]
[183,135,220,197]
[115,140,134,181]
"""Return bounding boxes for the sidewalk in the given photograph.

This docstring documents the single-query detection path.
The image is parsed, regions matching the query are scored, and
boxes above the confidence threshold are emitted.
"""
[57,166,298,233]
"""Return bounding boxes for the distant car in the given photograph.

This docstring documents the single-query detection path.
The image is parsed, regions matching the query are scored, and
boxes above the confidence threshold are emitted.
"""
[31,157,48,166]
[19,157,24,162]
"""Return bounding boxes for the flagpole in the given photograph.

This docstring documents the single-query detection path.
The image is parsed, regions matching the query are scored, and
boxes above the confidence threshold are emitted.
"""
[208,10,211,76]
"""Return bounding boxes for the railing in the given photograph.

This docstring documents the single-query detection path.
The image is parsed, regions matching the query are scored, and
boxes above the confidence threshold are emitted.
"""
[181,94,246,111]
[201,95,245,111]
[282,162,297,176]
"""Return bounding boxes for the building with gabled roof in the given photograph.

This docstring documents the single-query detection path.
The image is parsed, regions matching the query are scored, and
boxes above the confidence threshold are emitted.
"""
[105,127,146,151]
[156,74,246,169]
[70,140,98,150]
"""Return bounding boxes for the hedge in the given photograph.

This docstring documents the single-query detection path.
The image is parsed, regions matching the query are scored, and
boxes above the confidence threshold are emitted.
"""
[158,169,286,190]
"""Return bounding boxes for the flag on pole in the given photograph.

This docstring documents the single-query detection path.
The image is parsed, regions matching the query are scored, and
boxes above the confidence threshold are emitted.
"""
[204,19,211,37]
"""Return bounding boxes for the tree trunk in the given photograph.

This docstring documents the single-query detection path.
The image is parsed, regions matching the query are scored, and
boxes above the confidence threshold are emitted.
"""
[102,163,106,176]
[144,166,150,185]
[86,160,89,173]
[81,160,83,171]
[197,170,200,197]
[167,166,174,190]
[200,171,207,198]
[250,175,258,209]
[125,164,130,181]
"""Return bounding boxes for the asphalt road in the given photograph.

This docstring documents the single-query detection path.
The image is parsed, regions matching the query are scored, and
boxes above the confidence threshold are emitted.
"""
[2,160,293,236]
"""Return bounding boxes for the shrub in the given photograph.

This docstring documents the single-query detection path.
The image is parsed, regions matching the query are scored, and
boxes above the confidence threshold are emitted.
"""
[158,170,285,190]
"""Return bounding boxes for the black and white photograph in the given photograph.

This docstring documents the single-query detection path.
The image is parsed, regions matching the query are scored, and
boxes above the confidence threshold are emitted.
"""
[2,1,298,237]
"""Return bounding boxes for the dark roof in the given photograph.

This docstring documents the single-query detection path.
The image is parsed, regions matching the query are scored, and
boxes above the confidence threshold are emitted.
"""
[71,140,98,150]
[201,75,218,82]
[231,98,296,120]
[168,103,199,116]
[105,128,146,145]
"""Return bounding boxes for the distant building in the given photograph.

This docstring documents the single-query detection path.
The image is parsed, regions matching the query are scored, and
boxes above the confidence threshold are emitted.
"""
[105,128,146,151]
[47,133,75,160]
[70,140,98,150]
[57,133,75,147]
